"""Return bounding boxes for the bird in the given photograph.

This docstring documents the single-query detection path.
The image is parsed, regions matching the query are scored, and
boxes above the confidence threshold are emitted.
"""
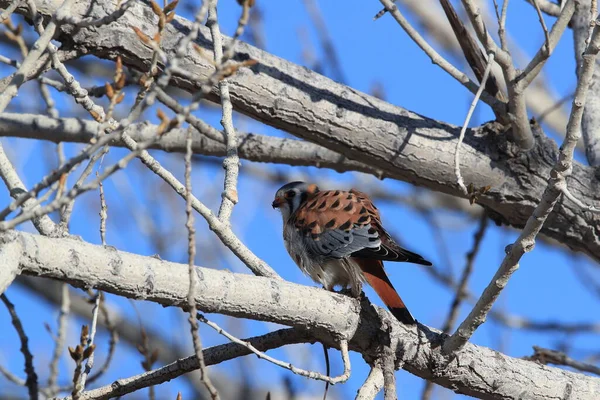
[272,181,432,325]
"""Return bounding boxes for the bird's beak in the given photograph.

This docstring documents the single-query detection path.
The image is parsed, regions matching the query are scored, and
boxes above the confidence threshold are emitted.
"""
[272,196,284,209]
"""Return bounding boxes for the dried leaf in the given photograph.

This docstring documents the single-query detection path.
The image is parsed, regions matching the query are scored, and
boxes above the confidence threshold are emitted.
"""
[150,0,163,17]
[132,26,152,45]
[164,0,179,14]
[68,346,79,361]
[4,31,17,42]
[90,109,102,122]
[166,12,176,23]
[166,118,180,132]
[105,83,114,99]
[150,348,159,364]
[81,325,89,340]
[116,73,126,90]
[176,392,182,400]
[158,14,166,31]
[115,92,125,104]
[83,344,96,360]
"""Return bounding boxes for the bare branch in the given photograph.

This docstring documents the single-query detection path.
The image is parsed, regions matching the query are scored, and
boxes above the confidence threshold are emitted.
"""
[198,313,351,384]
[524,0,562,17]
[441,212,489,334]
[381,347,397,400]
[5,230,600,399]
[532,0,551,53]
[69,328,312,400]
[525,346,600,376]
[0,0,76,114]
[75,292,101,393]
[5,0,600,264]
[47,283,70,397]
[573,0,600,166]
[455,52,495,195]
[355,364,384,400]
[185,5,218,395]
[209,0,240,224]
[376,0,507,115]
[0,144,58,235]
[1,293,38,400]
[516,0,575,89]
[444,11,600,356]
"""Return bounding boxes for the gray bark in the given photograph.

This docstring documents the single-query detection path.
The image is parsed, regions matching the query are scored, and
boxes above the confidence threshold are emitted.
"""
[1,0,599,262]
[2,230,599,400]
[572,0,600,166]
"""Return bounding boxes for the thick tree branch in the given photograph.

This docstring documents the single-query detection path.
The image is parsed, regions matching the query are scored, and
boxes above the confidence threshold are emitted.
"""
[2,230,600,400]
[2,110,600,267]
[2,0,600,264]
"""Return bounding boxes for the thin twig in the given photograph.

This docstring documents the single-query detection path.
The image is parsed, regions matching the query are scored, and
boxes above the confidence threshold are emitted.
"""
[185,127,219,399]
[208,0,240,224]
[302,0,346,83]
[441,212,489,334]
[516,0,575,89]
[85,295,118,384]
[376,0,505,114]
[1,293,39,400]
[525,346,600,376]
[67,328,309,399]
[0,0,20,23]
[455,53,495,195]
[531,0,551,55]
[0,0,77,114]
[47,283,70,396]
[0,144,58,235]
[198,313,351,384]
[560,185,600,212]
[78,292,102,391]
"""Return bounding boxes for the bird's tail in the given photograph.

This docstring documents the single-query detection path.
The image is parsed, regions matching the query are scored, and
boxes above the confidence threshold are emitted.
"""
[355,258,415,324]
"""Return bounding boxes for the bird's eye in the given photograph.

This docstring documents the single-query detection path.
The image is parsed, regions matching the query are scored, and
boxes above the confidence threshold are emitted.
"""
[285,190,296,198]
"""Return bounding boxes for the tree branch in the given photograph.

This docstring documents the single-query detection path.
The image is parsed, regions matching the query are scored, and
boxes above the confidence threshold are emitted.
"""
[3,230,600,400]
[2,0,600,263]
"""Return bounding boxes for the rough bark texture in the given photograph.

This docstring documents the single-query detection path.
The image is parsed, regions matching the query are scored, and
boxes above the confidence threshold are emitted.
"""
[1,230,599,400]
[1,0,599,263]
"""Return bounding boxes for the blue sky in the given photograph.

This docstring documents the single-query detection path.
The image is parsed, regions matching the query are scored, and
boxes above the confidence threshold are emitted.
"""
[1,1,598,399]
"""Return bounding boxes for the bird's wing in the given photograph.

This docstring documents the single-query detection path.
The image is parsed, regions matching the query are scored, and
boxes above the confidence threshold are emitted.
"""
[290,189,381,259]
[348,189,432,266]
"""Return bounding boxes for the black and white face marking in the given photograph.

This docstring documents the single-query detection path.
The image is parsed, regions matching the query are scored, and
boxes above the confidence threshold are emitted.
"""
[272,181,315,221]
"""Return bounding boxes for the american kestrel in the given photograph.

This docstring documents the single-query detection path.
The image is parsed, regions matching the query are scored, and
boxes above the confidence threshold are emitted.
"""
[272,181,432,324]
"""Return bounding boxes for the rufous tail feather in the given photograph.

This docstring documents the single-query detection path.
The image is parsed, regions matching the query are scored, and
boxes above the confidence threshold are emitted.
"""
[355,258,415,324]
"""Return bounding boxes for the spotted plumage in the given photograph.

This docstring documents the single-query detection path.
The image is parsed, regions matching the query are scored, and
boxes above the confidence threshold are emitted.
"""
[272,182,432,324]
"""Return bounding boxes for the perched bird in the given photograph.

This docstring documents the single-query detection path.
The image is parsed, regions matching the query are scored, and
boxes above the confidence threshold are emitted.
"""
[272,181,432,324]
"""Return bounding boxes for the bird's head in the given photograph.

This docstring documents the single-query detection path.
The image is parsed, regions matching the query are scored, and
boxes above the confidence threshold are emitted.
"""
[272,181,319,221]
